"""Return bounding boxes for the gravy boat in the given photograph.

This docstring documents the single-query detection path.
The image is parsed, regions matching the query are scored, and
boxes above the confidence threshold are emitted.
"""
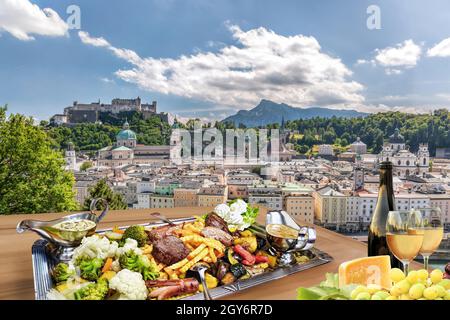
[265,210,316,266]
[16,199,109,261]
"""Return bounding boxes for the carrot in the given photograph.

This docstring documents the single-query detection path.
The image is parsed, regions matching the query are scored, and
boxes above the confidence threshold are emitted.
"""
[112,226,125,234]
[102,258,113,273]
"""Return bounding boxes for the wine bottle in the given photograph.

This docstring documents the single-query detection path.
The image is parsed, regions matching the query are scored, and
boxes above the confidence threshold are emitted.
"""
[368,161,401,268]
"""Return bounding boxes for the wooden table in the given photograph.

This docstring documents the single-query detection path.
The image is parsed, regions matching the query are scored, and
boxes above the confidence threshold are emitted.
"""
[0,207,371,300]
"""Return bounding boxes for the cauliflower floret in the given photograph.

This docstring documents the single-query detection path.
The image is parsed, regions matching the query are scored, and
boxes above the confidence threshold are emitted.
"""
[111,259,121,272]
[116,238,142,257]
[72,235,119,262]
[109,269,148,300]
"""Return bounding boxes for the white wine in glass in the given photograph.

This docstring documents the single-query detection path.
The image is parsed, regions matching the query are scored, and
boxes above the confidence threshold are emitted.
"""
[414,208,444,270]
[386,210,424,275]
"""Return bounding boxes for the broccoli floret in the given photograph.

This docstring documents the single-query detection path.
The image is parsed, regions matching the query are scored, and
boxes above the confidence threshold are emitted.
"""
[122,225,148,247]
[78,258,104,281]
[73,279,109,300]
[52,262,75,283]
[119,251,159,280]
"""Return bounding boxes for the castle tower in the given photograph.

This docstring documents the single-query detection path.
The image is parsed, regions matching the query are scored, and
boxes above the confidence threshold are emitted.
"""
[65,142,76,171]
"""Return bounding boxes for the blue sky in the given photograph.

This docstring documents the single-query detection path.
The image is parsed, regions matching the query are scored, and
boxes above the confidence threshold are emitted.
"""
[1,0,450,121]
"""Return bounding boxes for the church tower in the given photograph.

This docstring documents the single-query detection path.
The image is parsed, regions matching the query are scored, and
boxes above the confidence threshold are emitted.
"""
[65,142,76,171]
[353,154,364,191]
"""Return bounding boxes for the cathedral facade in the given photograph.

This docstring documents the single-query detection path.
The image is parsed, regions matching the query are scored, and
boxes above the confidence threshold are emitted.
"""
[97,121,170,168]
[377,128,429,178]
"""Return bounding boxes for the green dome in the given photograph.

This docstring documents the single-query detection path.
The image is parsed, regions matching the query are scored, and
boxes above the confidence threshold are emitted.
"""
[117,120,136,140]
[117,129,136,140]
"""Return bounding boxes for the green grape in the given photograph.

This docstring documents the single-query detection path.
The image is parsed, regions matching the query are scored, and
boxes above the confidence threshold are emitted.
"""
[396,280,411,294]
[371,294,382,300]
[430,269,444,284]
[417,298,427,300]
[355,292,371,300]
[423,286,439,300]
[444,290,450,301]
[367,284,382,294]
[417,269,428,281]
[437,279,450,290]
[434,285,446,298]
[390,268,405,283]
[435,298,443,300]
[390,285,402,297]
[399,294,412,300]
[385,296,397,300]
[408,283,425,300]
[374,291,390,300]
[406,270,419,284]
[350,285,368,299]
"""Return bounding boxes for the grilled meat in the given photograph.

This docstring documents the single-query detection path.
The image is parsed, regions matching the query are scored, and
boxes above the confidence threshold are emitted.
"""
[152,235,190,265]
[147,278,199,300]
[201,226,233,246]
[146,225,180,243]
[205,212,230,234]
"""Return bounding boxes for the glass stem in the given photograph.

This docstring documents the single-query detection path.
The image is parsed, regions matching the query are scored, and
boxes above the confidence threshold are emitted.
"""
[402,261,410,275]
[423,255,429,271]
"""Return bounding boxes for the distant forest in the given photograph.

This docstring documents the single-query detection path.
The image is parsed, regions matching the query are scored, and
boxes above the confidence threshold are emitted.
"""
[283,109,450,156]
[44,111,171,152]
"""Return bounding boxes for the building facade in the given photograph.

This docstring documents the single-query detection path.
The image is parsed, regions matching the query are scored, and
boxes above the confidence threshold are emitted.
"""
[378,128,429,178]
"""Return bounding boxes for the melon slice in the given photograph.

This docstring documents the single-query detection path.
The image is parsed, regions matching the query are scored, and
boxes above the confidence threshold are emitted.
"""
[338,255,392,289]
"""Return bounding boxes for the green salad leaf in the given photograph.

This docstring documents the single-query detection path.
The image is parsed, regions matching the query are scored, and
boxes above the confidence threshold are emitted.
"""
[297,273,358,300]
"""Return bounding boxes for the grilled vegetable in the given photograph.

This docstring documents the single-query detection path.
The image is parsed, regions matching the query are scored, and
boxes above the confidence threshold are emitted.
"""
[216,261,230,281]
[256,237,266,250]
[100,270,117,281]
[233,245,256,266]
[230,263,247,278]
[226,248,240,265]
[221,272,236,285]
[234,236,257,253]
[199,273,219,291]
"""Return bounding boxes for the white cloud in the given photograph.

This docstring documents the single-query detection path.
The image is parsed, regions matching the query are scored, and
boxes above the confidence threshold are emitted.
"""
[427,38,450,57]
[78,31,110,47]
[0,0,68,41]
[78,25,365,110]
[373,40,422,74]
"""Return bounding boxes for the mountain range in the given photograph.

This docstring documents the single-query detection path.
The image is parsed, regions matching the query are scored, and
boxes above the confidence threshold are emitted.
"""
[221,99,368,127]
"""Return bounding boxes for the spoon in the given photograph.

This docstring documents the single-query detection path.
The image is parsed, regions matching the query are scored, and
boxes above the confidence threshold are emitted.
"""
[186,263,213,300]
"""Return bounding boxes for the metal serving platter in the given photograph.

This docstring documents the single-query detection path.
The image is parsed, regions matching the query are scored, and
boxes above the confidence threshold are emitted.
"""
[31,217,333,300]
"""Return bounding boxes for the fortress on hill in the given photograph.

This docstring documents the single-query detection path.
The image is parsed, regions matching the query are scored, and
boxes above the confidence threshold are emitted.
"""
[50,97,173,125]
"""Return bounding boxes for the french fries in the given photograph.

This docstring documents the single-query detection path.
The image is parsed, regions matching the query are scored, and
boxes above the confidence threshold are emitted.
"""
[180,235,225,253]
[166,258,189,270]
[179,248,209,273]
[188,243,207,259]
[209,247,217,263]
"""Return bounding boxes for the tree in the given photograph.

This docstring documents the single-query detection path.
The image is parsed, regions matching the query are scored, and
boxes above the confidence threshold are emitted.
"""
[80,161,93,171]
[84,179,127,210]
[0,106,78,214]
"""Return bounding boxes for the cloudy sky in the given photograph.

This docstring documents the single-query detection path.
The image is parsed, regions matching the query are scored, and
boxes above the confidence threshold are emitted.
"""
[1,0,450,121]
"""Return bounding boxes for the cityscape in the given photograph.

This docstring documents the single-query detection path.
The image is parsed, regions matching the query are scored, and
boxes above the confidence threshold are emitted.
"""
[55,97,450,255]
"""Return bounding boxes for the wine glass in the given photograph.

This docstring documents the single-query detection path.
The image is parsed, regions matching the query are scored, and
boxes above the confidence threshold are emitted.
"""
[413,207,444,270]
[386,210,424,275]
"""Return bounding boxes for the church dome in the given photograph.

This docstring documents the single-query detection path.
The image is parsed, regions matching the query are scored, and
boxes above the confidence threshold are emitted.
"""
[389,128,404,144]
[116,120,137,140]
